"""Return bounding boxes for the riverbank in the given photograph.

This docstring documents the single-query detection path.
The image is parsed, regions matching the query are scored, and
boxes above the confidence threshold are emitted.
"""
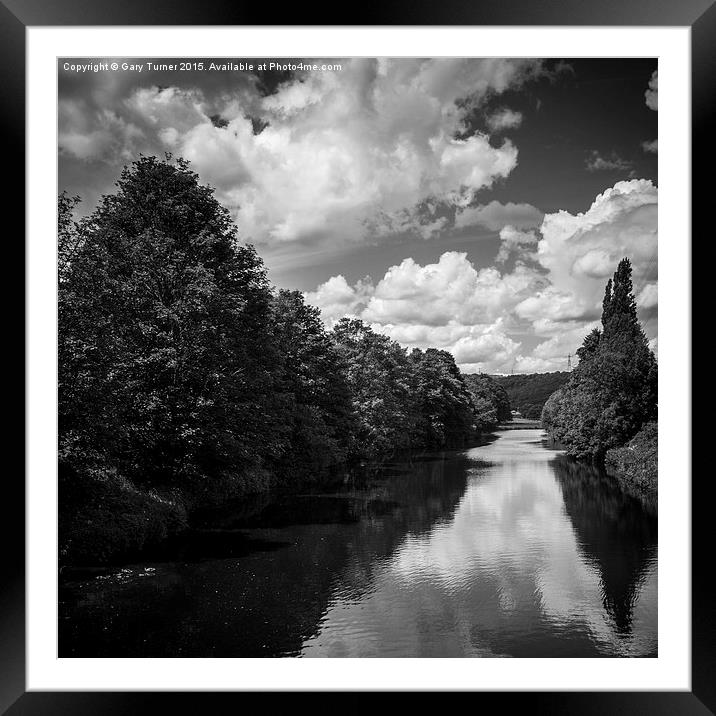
[59,464,274,567]
[605,422,658,500]
[60,433,499,568]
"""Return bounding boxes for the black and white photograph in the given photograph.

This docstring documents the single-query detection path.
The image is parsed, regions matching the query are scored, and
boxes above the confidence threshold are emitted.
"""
[57,56,659,659]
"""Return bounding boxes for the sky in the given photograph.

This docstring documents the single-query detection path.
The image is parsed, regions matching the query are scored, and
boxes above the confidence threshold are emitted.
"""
[58,58,658,374]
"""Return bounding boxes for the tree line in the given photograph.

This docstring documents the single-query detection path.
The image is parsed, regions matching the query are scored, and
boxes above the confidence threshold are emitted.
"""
[541,258,657,462]
[59,155,510,536]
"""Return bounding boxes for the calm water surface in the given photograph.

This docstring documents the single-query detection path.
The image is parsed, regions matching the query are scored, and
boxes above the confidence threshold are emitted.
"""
[59,430,657,657]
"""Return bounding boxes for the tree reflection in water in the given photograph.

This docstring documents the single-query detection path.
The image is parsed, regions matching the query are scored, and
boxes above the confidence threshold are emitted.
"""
[552,455,657,636]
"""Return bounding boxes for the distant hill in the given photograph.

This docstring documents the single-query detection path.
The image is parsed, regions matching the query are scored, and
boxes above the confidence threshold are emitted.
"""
[491,372,571,420]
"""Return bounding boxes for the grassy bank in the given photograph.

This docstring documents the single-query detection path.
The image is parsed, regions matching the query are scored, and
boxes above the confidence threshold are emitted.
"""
[605,422,658,498]
[59,469,187,567]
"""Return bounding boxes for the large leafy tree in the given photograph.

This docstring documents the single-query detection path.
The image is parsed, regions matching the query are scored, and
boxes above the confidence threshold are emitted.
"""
[59,155,279,485]
[463,373,511,427]
[330,320,484,458]
[269,290,356,480]
[409,348,475,449]
[331,318,414,459]
[542,258,657,459]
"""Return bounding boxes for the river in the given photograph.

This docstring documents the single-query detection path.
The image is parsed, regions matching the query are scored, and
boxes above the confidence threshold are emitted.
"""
[59,429,658,657]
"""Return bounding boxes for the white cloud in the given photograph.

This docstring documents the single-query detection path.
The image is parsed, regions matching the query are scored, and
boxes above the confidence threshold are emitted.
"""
[59,59,547,246]
[125,86,208,132]
[515,287,595,324]
[486,108,523,132]
[180,59,531,244]
[585,150,633,174]
[637,282,658,309]
[641,139,658,154]
[362,253,543,329]
[307,252,542,372]
[528,178,658,355]
[538,178,658,298]
[496,225,539,263]
[452,328,520,365]
[303,274,373,324]
[645,70,658,111]
[572,249,617,279]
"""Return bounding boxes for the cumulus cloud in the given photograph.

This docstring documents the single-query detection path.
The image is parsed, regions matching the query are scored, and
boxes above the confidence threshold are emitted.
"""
[645,70,658,111]
[451,327,521,365]
[306,179,657,373]
[306,251,545,372]
[59,58,547,246]
[303,274,373,324]
[636,282,658,309]
[535,178,657,324]
[486,108,523,132]
[126,86,209,132]
[496,225,539,263]
[641,139,658,154]
[363,253,544,328]
[539,179,656,270]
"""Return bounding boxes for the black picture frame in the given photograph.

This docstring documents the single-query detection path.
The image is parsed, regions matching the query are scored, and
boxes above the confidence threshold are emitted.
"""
[5,1,711,712]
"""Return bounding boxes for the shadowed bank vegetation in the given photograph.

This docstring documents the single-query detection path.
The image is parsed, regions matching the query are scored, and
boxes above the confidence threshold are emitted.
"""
[59,156,510,566]
[605,422,658,500]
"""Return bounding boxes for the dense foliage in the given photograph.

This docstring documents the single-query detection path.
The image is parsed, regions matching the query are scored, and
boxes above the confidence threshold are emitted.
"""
[605,421,657,497]
[59,157,509,563]
[268,290,356,482]
[330,319,478,457]
[59,156,282,492]
[493,372,570,419]
[408,348,476,449]
[461,373,512,428]
[541,259,657,460]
